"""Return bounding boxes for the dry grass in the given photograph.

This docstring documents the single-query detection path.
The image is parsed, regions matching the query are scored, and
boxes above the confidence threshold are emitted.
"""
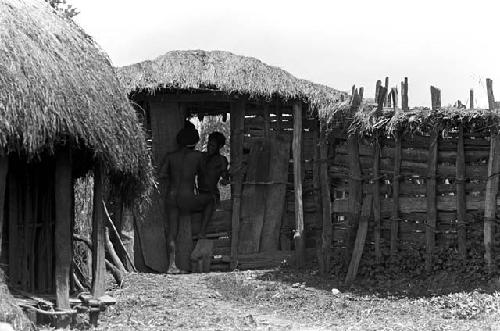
[117,50,347,119]
[0,270,33,331]
[0,0,153,204]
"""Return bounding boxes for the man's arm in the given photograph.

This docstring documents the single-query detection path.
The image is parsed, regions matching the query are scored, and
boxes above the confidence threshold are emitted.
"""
[219,156,230,185]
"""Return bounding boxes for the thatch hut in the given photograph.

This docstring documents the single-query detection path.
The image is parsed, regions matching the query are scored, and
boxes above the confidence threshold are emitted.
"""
[117,50,346,272]
[0,0,152,323]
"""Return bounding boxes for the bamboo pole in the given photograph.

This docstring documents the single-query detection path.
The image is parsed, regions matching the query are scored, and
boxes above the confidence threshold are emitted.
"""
[230,98,246,270]
[470,89,474,109]
[54,149,72,309]
[384,77,390,107]
[319,123,332,274]
[402,77,409,110]
[484,78,498,272]
[426,86,440,271]
[292,101,305,267]
[91,162,106,298]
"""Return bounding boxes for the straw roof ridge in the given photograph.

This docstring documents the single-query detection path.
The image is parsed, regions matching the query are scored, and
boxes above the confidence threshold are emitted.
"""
[0,0,153,198]
[117,49,347,116]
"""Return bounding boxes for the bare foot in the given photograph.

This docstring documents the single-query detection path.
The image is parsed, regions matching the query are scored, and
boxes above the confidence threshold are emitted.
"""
[166,265,187,274]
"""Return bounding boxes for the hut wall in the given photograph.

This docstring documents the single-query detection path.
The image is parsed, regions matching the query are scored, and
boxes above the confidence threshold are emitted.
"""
[329,131,490,268]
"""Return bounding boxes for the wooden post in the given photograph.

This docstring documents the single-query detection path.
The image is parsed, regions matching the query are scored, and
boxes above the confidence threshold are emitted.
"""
[391,88,399,109]
[54,150,72,309]
[319,123,332,274]
[373,82,385,262]
[275,99,282,132]
[456,118,467,259]
[292,101,305,268]
[391,96,401,257]
[230,98,245,269]
[470,89,474,109]
[346,88,363,262]
[0,157,7,259]
[484,78,498,272]
[91,162,106,298]
[402,77,409,110]
[426,86,440,271]
[263,104,270,139]
[345,195,372,285]
[384,77,390,107]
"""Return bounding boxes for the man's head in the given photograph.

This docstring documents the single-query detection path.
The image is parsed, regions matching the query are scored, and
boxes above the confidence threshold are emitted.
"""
[207,131,226,155]
[176,124,200,148]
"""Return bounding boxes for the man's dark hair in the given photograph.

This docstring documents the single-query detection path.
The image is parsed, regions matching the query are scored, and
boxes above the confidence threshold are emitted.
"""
[208,131,226,148]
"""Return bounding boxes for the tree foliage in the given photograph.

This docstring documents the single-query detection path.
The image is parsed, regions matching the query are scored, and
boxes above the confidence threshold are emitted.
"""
[45,0,78,19]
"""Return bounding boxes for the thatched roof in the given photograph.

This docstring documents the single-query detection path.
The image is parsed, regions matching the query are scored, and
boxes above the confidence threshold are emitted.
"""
[0,0,153,199]
[117,50,347,118]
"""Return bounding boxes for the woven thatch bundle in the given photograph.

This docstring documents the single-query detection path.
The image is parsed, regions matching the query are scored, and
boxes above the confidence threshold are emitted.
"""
[117,50,347,117]
[348,101,500,138]
[0,0,153,201]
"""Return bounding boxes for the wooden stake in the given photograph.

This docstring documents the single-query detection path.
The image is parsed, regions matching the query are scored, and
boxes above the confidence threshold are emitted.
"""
[391,133,401,256]
[384,77,389,107]
[470,89,474,109]
[54,150,72,309]
[484,79,498,272]
[346,89,363,262]
[319,124,332,274]
[373,140,381,262]
[230,98,246,269]
[0,157,7,260]
[91,162,106,298]
[391,88,399,109]
[345,195,372,285]
[402,77,409,110]
[292,101,305,268]
[426,86,440,271]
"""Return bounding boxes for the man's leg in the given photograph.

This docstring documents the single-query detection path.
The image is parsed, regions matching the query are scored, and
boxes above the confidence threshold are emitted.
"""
[167,205,181,273]
[198,194,215,238]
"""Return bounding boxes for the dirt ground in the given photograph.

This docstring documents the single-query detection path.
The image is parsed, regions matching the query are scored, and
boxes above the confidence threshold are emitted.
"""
[93,269,500,331]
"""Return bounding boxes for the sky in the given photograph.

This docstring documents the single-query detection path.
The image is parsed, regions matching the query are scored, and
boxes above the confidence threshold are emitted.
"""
[72,0,500,108]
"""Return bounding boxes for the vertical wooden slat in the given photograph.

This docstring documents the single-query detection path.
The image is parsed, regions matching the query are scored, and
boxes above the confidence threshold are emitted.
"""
[230,98,245,269]
[484,78,498,272]
[275,99,282,132]
[456,119,467,259]
[426,86,440,271]
[319,124,332,274]
[292,101,305,267]
[263,104,270,139]
[373,82,385,262]
[347,88,363,262]
[0,157,7,261]
[345,194,372,285]
[54,150,72,309]
[391,96,401,257]
[91,162,106,298]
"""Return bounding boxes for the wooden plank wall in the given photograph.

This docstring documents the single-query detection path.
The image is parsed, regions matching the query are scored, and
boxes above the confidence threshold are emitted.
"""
[210,101,322,270]
[331,134,490,256]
